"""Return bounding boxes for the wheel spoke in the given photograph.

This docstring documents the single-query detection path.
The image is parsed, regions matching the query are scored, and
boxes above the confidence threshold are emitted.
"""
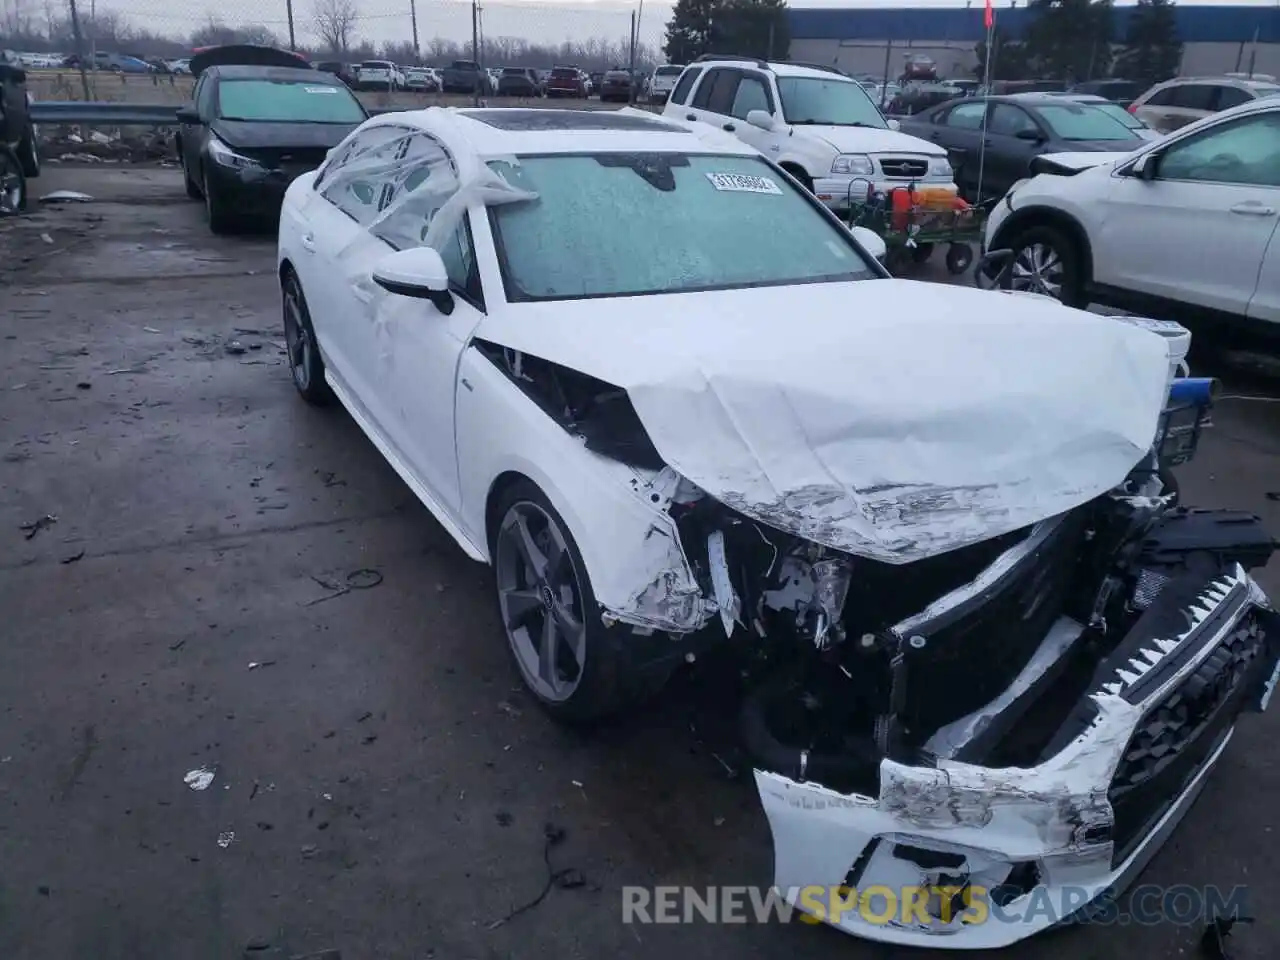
[512,513,548,580]
[538,613,559,688]
[503,588,542,631]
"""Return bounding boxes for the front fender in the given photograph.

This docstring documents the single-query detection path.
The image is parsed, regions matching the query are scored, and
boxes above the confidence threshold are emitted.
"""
[454,346,711,633]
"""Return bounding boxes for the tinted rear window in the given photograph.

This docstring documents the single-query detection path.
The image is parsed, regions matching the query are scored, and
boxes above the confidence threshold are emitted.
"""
[502,67,525,75]
[217,79,365,123]
[656,66,683,76]
[361,61,389,69]
[551,68,577,78]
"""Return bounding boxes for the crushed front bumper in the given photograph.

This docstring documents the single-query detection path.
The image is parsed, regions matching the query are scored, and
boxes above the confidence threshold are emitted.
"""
[755,564,1279,948]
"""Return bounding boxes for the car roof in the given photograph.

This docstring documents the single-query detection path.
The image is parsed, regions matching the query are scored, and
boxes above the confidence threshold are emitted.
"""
[691,58,854,82]
[1156,75,1280,90]
[362,107,757,161]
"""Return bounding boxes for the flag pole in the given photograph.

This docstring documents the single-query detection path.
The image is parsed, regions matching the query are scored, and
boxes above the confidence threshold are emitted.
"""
[976,14,994,205]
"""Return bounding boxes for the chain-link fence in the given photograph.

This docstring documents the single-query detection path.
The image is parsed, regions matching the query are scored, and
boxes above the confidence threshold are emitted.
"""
[2,0,670,100]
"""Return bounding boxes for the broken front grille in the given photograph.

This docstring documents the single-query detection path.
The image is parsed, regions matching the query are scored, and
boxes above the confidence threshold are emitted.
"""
[900,513,1084,743]
[1108,616,1268,867]
[879,157,930,179]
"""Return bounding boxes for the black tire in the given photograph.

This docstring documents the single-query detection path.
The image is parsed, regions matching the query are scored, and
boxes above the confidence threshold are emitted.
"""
[910,241,935,264]
[202,167,235,235]
[0,146,27,215]
[179,144,201,199]
[490,479,637,723]
[1005,223,1086,308]
[281,269,333,406]
[946,242,974,275]
[18,124,40,179]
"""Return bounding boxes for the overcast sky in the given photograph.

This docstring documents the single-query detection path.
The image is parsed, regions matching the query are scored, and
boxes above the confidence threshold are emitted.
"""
[92,0,1276,51]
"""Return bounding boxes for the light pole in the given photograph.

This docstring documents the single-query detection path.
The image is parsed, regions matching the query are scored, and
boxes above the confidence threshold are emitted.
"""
[410,0,420,60]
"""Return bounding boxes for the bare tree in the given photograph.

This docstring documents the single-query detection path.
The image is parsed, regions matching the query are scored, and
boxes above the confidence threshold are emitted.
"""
[313,0,357,55]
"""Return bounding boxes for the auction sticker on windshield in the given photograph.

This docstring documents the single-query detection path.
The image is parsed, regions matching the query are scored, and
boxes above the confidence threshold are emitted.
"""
[706,172,782,195]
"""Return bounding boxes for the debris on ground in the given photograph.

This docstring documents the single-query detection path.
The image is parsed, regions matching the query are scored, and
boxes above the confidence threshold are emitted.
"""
[184,766,216,791]
[301,844,318,858]
[305,569,384,606]
[19,514,57,540]
[497,700,521,718]
[60,550,85,564]
[39,191,94,204]
[39,233,54,245]
[217,831,236,849]
[496,811,513,827]
[247,660,277,670]
[225,341,247,356]
[486,823,585,929]
[1200,915,1253,959]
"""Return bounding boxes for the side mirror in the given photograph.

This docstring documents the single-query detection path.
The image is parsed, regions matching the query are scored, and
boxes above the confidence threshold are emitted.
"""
[372,246,454,314]
[1015,128,1044,142]
[1126,152,1158,180]
[886,118,901,131]
[850,225,887,262]
[745,109,775,131]
[176,105,199,124]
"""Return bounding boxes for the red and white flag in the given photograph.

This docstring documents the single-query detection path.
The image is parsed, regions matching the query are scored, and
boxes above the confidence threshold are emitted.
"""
[984,0,994,30]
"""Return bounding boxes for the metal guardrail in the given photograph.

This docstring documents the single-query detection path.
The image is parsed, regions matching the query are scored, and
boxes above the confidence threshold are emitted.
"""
[31,101,402,125]
[31,101,181,125]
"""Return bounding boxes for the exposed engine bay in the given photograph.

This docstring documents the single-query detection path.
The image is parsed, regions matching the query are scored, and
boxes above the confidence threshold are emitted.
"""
[475,336,1280,946]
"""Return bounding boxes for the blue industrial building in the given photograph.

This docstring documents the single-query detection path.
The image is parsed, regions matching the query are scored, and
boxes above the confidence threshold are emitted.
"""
[786,5,1280,79]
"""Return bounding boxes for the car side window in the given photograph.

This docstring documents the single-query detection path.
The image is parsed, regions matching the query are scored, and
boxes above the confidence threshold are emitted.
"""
[670,67,701,105]
[196,75,216,118]
[692,68,735,113]
[944,101,987,129]
[1214,86,1252,111]
[1157,111,1280,187]
[1143,86,1175,107]
[1169,84,1216,111]
[730,72,772,119]
[987,103,1038,137]
[318,125,412,221]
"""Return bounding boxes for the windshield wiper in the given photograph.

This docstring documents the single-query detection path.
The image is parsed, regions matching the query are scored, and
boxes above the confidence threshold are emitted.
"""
[787,120,880,128]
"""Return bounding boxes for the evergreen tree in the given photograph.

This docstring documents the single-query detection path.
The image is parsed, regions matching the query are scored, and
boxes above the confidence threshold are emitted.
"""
[1023,0,1115,83]
[1117,0,1182,83]
[664,0,789,63]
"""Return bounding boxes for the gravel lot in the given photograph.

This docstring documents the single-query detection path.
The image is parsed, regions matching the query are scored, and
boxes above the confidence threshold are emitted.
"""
[1,163,1278,960]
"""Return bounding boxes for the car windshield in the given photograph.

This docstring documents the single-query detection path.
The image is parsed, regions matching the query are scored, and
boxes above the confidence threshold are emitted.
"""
[776,76,887,127]
[656,66,682,76]
[486,153,876,301]
[217,79,365,123]
[1090,100,1145,129]
[502,67,525,75]
[361,61,389,69]
[1034,103,1137,140]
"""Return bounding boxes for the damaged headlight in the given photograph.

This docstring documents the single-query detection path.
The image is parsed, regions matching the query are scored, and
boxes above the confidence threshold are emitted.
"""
[208,135,264,171]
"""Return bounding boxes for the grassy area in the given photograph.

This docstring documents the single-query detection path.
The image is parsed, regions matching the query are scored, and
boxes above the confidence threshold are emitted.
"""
[25,69,658,113]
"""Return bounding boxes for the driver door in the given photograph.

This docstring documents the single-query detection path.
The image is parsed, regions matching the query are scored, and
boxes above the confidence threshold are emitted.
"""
[1092,110,1280,317]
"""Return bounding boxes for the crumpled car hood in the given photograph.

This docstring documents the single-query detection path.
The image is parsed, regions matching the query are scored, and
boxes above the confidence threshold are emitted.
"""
[475,280,1171,563]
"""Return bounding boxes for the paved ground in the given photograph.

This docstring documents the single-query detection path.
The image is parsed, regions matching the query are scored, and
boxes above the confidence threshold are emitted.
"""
[1,164,1278,960]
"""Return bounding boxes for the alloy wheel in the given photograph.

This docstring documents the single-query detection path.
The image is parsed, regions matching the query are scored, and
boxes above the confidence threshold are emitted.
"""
[283,281,312,392]
[1010,242,1064,298]
[495,501,587,703]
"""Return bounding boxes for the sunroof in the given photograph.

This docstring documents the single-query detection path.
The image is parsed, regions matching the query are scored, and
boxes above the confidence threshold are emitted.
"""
[458,109,688,133]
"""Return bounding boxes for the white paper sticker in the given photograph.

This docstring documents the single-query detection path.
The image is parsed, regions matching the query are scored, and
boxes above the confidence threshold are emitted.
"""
[705,172,782,195]
[304,85,340,94]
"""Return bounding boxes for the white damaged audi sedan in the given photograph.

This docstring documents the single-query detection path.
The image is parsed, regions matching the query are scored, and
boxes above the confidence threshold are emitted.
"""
[277,106,1279,948]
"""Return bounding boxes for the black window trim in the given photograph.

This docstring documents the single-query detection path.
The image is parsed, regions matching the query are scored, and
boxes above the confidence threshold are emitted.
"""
[1150,110,1280,189]
[669,66,702,106]
[728,69,776,119]
[987,101,1044,138]
[941,99,989,129]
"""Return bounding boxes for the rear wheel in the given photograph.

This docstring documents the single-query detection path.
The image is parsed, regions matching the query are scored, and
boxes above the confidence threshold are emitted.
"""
[282,269,333,406]
[492,481,635,723]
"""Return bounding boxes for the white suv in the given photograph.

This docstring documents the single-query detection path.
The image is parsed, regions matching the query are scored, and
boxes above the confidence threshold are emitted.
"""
[983,96,1280,329]
[647,64,684,103]
[1130,75,1280,134]
[663,57,956,210]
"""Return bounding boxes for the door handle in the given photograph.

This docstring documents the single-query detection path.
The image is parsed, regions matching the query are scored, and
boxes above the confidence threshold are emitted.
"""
[723,122,736,132]
[1230,203,1276,216]
[686,113,697,121]
[300,233,316,252]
